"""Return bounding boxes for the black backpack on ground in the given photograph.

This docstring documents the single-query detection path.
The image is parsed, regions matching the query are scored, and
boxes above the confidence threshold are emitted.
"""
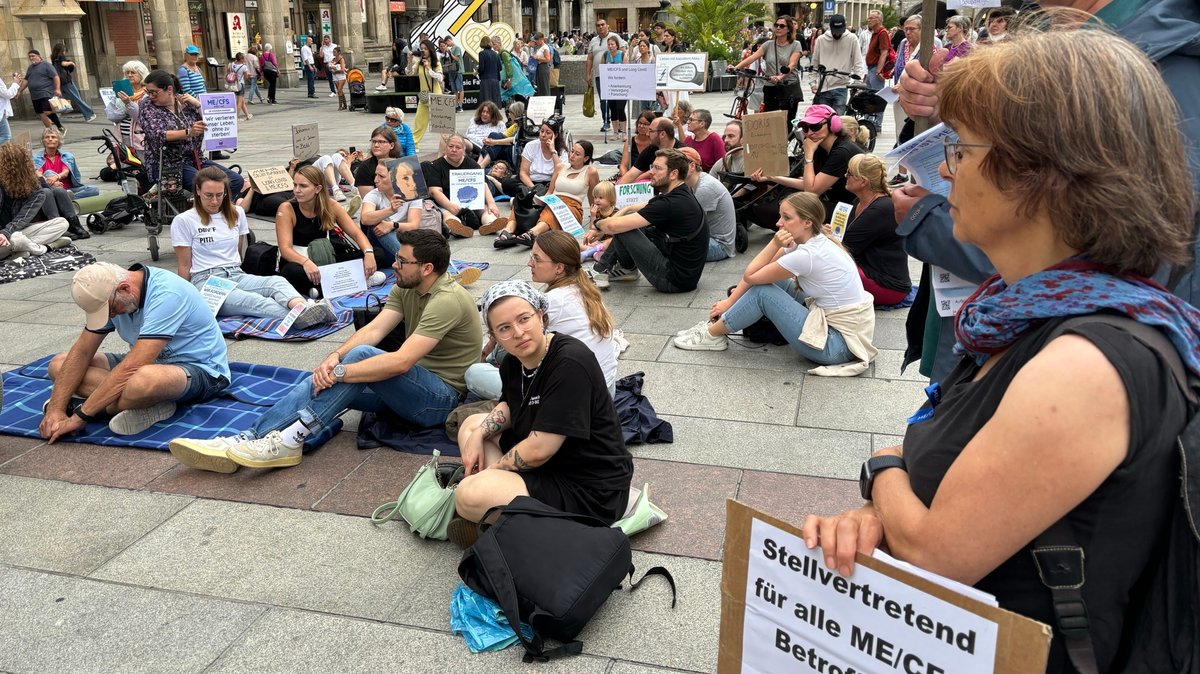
[458,497,675,662]
[241,241,279,277]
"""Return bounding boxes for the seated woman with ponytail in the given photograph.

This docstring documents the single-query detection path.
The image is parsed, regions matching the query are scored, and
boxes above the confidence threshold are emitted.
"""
[673,192,877,376]
[837,154,911,306]
[467,231,619,399]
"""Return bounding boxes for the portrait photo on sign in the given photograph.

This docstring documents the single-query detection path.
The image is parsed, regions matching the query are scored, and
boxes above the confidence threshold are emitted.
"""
[387,156,428,202]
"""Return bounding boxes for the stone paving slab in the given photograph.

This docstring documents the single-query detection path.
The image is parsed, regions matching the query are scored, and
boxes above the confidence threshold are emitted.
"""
[0,475,192,575]
[617,361,803,425]
[795,375,927,436]
[0,565,267,674]
[1,441,177,490]
[90,498,444,621]
[627,458,742,560]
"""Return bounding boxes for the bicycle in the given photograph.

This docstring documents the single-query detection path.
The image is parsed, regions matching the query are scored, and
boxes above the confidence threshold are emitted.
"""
[724,68,772,120]
[804,65,862,115]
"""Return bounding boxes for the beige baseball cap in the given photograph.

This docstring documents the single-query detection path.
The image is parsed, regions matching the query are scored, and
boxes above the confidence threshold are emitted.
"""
[71,262,125,331]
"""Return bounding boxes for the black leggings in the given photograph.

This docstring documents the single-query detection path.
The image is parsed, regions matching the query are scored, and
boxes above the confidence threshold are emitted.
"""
[607,99,627,122]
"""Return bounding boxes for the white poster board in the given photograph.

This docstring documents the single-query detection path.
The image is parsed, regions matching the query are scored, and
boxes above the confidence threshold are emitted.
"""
[526,95,557,124]
[291,123,320,161]
[98,87,117,110]
[200,276,238,315]
[427,93,458,134]
[319,259,368,300]
[449,169,486,210]
[535,194,583,237]
[656,53,709,91]
[616,182,655,209]
[199,93,238,152]
[598,63,657,101]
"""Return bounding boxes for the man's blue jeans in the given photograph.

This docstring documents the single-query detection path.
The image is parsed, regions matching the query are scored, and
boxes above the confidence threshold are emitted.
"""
[865,66,886,131]
[813,87,849,115]
[722,280,853,365]
[249,345,463,439]
[305,66,316,96]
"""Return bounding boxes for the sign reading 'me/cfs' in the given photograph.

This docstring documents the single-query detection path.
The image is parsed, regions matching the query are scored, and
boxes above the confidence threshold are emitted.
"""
[427,93,458,134]
[292,123,320,160]
[718,500,1052,674]
[741,110,790,182]
[199,93,238,152]
[598,63,657,102]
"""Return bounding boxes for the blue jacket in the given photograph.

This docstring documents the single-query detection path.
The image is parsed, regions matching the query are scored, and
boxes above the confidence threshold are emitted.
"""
[901,0,1200,380]
[32,149,100,198]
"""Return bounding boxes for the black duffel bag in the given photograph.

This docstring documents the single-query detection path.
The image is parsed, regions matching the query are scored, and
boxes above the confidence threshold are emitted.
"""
[241,241,279,276]
[458,496,675,662]
[352,294,406,353]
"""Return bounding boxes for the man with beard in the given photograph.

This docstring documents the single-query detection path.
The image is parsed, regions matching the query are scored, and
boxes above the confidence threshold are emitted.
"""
[168,230,481,472]
[589,148,707,293]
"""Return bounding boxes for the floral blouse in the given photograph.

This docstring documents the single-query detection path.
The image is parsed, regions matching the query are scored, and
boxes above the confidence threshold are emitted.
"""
[138,99,203,180]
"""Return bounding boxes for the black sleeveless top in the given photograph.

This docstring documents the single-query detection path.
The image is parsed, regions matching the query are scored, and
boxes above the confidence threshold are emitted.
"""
[288,198,325,246]
[903,317,1185,672]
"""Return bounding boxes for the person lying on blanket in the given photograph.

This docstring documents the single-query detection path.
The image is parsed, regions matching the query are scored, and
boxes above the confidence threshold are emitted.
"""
[172,167,336,328]
[39,262,231,441]
[448,280,633,545]
[168,229,481,473]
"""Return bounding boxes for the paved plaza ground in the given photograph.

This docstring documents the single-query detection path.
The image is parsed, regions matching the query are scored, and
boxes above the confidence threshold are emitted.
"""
[0,85,928,673]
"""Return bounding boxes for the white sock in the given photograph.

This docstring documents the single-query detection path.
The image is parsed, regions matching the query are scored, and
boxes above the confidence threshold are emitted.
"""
[278,417,315,447]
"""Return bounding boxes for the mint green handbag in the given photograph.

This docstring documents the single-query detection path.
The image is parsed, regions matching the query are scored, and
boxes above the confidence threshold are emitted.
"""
[371,450,464,540]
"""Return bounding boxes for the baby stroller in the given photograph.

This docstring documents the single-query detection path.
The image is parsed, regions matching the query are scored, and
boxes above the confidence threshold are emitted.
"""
[87,129,152,235]
[347,68,367,111]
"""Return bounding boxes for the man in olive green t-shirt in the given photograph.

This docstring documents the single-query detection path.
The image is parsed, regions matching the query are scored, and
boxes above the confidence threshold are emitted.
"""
[168,230,482,472]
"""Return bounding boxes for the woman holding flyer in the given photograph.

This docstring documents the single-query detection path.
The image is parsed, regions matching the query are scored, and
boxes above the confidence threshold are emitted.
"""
[494,140,596,249]
[275,164,376,298]
[172,166,335,326]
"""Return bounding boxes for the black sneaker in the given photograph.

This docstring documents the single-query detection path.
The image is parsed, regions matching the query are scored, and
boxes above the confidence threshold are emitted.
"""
[888,174,910,187]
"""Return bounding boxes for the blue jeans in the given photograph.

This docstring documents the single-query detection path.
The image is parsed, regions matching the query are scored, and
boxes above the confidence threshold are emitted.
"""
[183,160,244,196]
[191,265,299,319]
[68,184,100,199]
[61,82,94,119]
[707,238,732,262]
[813,87,848,115]
[246,76,263,102]
[0,116,12,146]
[366,226,400,267]
[249,345,463,438]
[722,280,853,365]
[481,131,512,164]
[865,66,886,131]
[305,66,316,96]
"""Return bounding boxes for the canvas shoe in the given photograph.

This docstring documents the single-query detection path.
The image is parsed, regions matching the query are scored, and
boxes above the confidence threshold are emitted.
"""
[444,217,475,238]
[676,319,713,338]
[108,401,177,435]
[293,299,336,330]
[226,430,303,468]
[375,84,388,91]
[344,194,363,218]
[672,325,728,351]
[478,216,508,236]
[168,433,250,473]
[447,516,480,549]
[451,266,482,286]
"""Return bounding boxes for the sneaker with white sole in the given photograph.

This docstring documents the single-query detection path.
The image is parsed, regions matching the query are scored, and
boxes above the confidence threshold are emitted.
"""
[108,401,177,435]
[375,84,388,91]
[168,433,250,473]
[675,319,713,338]
[329,92,337,98]
[292,299,336,330]
[596,263,639,287]
[344,194,363,218]
[673,326,728,351]
[226,430,304,468]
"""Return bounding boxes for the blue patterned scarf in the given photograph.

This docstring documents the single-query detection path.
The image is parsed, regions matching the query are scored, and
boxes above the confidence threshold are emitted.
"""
[954,258,1200,379]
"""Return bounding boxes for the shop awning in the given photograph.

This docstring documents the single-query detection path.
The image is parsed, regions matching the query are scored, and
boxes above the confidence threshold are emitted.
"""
[13,0,87,18]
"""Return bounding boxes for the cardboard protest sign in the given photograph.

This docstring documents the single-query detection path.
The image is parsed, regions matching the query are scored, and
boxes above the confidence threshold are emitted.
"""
[387,156,428,202]
[291,123,320,160]
[656,53,709,91]
[719,500,1051,674]
[598,64,657,101]
[427,93,458,134]
[247,167,293,195]
[199,93,238,152]
[742,111,790,181]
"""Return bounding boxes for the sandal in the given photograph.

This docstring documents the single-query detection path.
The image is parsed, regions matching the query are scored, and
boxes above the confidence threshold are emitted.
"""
[515,231,535,248]
[493,230,519,249]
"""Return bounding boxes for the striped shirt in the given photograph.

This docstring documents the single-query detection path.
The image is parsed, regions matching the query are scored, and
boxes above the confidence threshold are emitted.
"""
[176,65,207,96]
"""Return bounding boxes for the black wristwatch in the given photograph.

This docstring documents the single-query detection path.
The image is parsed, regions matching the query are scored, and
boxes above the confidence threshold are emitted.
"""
[859,455,907,500]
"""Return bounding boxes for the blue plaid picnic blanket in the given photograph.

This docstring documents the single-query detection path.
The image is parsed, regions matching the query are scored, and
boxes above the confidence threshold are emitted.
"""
[217,261,489,340]
[0,356,340,450]
[877,285,918,311]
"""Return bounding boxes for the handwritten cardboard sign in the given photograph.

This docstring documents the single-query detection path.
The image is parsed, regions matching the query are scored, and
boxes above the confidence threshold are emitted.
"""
[742,111,790,181]
[247,167,293,195]
[291,123,320,160]
[427,93,458,134]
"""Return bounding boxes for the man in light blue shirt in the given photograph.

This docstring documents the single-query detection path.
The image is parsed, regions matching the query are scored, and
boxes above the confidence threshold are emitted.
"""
[39,262,230,442]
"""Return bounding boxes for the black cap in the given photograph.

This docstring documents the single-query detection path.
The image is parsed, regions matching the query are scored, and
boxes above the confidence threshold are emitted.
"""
[829,14,847,28]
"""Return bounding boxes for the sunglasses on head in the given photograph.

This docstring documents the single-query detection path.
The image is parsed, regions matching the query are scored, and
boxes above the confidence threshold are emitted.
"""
[798,121,827,133]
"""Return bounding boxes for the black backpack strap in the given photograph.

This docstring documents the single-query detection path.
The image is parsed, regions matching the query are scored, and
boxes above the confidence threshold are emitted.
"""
[628,565,677,608]
[472,528,551,661]
[1032,521,1098,674]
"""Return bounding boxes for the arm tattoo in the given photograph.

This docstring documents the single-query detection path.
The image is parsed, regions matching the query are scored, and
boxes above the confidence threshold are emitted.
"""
[480,408,507,437]
[499,447,534,472]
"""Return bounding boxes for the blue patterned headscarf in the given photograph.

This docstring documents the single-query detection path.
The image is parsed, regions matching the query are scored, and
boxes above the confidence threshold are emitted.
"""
[481,280,548,327]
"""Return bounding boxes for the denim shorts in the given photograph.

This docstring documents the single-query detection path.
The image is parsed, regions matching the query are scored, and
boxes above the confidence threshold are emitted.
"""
[448,72,464,92]
[105,353,231,404]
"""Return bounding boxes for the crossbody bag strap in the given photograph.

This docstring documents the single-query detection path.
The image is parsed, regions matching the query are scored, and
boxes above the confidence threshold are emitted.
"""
[628,564,678,608]
[1032,520,1099,674]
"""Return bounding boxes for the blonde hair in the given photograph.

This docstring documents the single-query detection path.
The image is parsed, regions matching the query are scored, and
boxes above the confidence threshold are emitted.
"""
[536,231,614,339]
[780,192,826,239]
[839,116,870,148]
[591,181,616,217]
[938,25,1193,276]
[848,154,890,196]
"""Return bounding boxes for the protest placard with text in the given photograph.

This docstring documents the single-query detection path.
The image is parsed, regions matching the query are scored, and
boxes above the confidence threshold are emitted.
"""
[615,182,655,210]
[742,111,790,181]
[427,94,458,134]
[655,53,709,91]
[200,93,238,152]
[291,123,320,160]
[598,64,657,102]
[247,167,294,195]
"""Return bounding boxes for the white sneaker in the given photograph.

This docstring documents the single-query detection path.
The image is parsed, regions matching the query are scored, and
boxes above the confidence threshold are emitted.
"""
[676,320,712,337]
[344,194,363,218]
[109,401,177,435]
[592,268,610,290]
[673,326,728,351]
[292,299,336,329]
[168,433,251,473]
[226,430,303,468]
[331,189,347,202]
[329,92,337,98]
[375,84,388,91]
[368,271,387,287]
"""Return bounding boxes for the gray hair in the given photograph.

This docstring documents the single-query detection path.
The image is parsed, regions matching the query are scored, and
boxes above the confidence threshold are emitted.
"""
[122,59,150,80]
[905,13,923,28]
[868,9,883,20]
[946,15,971,32]
[264,43,273,52]
[693,109,713,129]
[384,106,405,123]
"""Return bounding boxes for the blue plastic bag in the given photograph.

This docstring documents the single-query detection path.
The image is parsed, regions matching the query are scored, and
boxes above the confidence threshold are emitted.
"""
[449,584,534,653]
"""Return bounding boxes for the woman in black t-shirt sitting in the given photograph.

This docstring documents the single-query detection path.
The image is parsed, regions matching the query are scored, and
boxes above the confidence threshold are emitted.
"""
[454,280,633,529]
[749,104,864,227]
[835,155,911,305]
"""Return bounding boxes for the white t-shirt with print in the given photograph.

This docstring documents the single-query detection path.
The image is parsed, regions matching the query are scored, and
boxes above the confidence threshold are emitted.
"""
[170,206,249,275]
[363,188,414,223]
[546,285,618,388]
[775,234,868,309]
[521,142,568,183]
